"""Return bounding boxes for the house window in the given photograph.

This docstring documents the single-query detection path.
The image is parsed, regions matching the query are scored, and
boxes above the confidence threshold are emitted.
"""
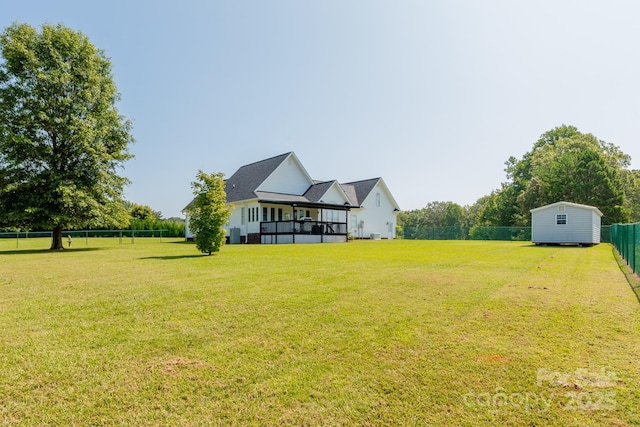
[271,208,275,221]
[376,193,381,207]
[278,208,283,221]
[241,207,246,225]
[556,214,567,225]
[263,207,268,222]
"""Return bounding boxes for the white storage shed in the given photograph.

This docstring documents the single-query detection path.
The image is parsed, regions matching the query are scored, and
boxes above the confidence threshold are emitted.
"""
[530,201,603,246]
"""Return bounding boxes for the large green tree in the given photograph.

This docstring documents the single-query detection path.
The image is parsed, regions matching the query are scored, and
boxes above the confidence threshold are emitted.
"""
[187,171,230,255]
[517,135,627,223]
[495,125,630,226]
[0,23,133,249]
[621,169,640,222]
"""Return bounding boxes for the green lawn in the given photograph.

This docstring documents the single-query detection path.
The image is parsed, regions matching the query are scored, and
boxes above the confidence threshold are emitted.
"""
[0,239,639,426]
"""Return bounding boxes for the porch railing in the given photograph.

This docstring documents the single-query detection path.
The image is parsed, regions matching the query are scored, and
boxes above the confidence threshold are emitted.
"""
[260,220,347,235]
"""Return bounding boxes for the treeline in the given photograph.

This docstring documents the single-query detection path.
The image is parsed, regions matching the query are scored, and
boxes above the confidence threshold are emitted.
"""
[124,202,185,237]
[1,202,186,237]
[399,125,640,231]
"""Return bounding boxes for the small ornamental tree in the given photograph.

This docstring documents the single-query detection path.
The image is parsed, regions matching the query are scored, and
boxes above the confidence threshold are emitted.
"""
[188,171,230,255]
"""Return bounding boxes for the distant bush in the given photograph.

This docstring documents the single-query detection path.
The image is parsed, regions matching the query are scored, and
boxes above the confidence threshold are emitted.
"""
[127,218,185,237]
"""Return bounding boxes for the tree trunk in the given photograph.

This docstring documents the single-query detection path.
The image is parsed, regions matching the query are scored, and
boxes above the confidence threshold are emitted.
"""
[50,226,64,250]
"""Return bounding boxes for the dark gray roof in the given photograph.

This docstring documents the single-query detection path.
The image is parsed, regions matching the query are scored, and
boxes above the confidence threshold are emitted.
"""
[254,191,309,202]
[225,152,292,203]
[303,181,336,202]
[341,178,380,206]
[182,153,394,213]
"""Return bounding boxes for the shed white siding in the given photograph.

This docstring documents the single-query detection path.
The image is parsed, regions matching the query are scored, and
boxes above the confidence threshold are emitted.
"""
[530,201,602,245]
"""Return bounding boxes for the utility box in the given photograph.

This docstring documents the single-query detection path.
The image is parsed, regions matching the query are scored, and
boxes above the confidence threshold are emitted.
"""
[230,227,241,244]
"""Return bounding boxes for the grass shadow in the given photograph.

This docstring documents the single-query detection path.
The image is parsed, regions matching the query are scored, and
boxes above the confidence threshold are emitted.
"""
[0,247,104,255]
[139,254,211,260]
[610,245,640,303]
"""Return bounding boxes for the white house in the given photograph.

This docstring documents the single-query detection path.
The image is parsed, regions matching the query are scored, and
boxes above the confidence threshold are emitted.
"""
[530,201,603,246]
[183,152,400,244]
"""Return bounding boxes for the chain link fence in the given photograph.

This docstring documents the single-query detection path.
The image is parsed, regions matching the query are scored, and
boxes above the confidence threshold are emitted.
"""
[401,226,532,241]
[607,223,640,274]
[0,229,170,249]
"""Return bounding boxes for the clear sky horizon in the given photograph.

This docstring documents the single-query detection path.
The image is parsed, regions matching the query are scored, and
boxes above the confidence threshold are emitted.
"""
[3,1,640,218]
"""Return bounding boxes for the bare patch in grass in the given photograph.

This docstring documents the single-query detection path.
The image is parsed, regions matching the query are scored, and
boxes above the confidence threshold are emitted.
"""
[477,354,510,364]
[148,357,214,376]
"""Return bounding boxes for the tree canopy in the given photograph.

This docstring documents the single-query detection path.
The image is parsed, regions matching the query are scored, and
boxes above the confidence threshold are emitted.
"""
[398,201,466,229]
[187,171,231,255]
[0,23,134,249]
[481,125,631,226]
[398,125,638,235]
[129,203,159,221]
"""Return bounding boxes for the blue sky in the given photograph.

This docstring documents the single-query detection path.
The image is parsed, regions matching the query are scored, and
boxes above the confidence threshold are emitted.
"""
[3,1,640,218]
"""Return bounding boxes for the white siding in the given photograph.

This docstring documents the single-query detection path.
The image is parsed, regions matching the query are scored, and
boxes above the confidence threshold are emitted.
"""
[350,181,398,239]
[321,183,350,205]
[185,214,193,239]
[591,211,601,244]
[258,156,313,195]
[223,201,265,237]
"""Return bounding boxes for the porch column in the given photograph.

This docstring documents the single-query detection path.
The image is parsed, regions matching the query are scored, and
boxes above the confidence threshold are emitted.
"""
[319,209,322,243]
[292,204,296,244]
[346,210,349,242]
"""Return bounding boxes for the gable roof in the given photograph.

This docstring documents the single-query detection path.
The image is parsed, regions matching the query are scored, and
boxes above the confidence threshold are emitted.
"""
[183,152,400,212]
[304,181,335,202]
[225,152,292,203]
[340,177,401,211]
[530,201,603,216]
[341,178,380,206]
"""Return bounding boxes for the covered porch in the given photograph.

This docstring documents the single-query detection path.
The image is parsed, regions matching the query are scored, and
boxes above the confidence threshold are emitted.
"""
[258,200,350,244]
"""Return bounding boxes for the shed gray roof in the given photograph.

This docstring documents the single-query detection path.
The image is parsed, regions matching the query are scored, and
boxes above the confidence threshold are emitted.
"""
[530,201,603,216]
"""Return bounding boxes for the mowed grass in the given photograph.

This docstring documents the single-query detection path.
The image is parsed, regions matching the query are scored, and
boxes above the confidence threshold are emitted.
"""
[0,238,639,426]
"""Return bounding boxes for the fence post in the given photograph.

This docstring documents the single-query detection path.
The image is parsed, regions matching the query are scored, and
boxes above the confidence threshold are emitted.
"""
[632,223,637,273]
